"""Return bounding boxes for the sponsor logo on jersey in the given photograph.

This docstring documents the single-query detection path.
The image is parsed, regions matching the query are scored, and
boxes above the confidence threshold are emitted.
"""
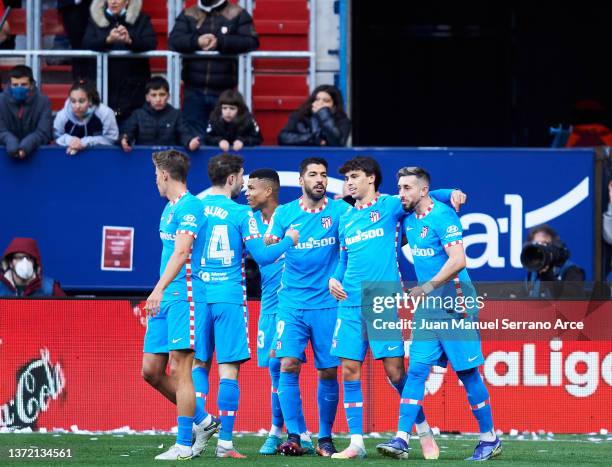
[160,231,176,241]
[370,210,380,223]
[447,224,459,234]
[321,216,332,229]
[345,228,385,246]
[180,214,198,228]
[248,216,258,235]
[295,236,337,250]
[420,226,429,238]
[411,246,435,257]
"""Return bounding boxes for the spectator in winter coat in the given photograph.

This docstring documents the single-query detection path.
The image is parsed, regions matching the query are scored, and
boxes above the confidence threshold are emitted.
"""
[278,84,351,147]
[0,237,65,297]
[53,80,119,155]
[169,0,259,137]
[120,76,200,152]
[82,0,157,125]
[0,65,52,159]
[204,89,261,151]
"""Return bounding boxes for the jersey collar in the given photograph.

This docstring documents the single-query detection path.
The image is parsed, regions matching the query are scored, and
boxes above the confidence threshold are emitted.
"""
[355,195,379,210]
[298,196,328,213]
[415,200,434,219]
[170,191,188,206]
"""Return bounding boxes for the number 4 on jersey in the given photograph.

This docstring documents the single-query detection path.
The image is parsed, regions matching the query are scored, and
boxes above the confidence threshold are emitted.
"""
[207,224,235,265]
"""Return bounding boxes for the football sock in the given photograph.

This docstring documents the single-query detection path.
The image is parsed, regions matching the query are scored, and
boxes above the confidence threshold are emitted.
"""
[343,380,363,436]
[278,372,302,435]
[218,378,239,441]
[177,415,193,447]
[317,378,339,438]
[269,358,284,429]
[457,368,495,439]
[398,362,430,433]
[192,367,209,424]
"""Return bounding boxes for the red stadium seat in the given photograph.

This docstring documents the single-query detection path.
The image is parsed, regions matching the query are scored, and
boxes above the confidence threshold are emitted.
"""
[41,83,72,112]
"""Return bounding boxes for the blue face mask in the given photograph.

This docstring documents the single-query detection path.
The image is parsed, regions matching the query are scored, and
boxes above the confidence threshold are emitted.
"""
[9,86,29,102]
[83,107,95,118]
[106,7,127,17]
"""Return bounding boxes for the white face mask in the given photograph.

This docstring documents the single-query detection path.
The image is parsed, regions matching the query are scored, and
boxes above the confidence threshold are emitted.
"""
[14,258,34,280]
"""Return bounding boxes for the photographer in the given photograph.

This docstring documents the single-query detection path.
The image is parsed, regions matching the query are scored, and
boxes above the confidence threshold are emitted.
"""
[521,224,585,299]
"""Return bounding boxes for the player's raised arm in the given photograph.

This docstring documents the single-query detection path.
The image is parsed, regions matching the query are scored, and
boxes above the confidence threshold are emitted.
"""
[146,232,195,315]
[429,188,467,212]
[246,230,298,266]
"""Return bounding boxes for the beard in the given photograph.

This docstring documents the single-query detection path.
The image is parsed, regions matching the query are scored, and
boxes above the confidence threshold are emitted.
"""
[402,199,418,212]
[303,183,326,201]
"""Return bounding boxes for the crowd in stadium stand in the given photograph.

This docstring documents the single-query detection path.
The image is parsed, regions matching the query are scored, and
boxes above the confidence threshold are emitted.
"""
[0,0,351,158]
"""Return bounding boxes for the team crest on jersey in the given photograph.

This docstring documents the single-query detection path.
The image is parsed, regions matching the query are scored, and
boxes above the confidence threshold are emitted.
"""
[370,210,380,223]
[321,216,332,229]
[420,226,429,238]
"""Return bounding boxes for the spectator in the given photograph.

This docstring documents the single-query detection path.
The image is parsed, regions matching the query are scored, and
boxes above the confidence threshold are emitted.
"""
[0,1,11,47]
[82,0,157,125]
[58,0,94,80]
[522,224,585,299]
[204,89,262,151]
[278,84,351,147]
[120,76,200,152]
[169,0,259,137]
[0,237,65,297]
[53,79,118,155]
[0,65,52,159]
[566,99,612,147]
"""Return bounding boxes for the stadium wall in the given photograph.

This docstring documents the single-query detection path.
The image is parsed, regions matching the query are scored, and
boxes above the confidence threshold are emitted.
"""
[0,299,609,434]
[0,146,596,291]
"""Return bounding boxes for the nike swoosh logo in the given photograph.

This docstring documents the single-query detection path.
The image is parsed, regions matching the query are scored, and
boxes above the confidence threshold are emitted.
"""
[289,223,301,229]
[468,356,478,362]
[387,346,399,351]
[172,338,183,344]
[406,226,414,231]
[346,220,355,228]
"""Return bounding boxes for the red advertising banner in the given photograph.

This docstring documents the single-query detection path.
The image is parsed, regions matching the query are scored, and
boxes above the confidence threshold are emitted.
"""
[101,226,134,271]
[0,300,610,433]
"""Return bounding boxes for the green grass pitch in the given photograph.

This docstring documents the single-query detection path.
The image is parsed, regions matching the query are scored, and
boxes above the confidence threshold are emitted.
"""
[0,433,610,465]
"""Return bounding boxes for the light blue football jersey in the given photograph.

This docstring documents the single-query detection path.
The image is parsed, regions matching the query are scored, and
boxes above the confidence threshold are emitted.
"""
[337,195,405,307]
[266,196,350,309]
[253,210,283,314]
[158,191,206,302]
[200,194,262,305]
[402,200,477,318]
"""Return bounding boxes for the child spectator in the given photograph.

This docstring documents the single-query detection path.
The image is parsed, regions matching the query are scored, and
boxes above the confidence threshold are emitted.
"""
[120,76,200,152]
[53,80,119,155]
[278,84,351,147]
[204,89,262,152]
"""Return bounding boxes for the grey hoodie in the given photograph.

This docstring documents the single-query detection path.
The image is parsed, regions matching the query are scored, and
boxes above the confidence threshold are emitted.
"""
[53,98,119,147]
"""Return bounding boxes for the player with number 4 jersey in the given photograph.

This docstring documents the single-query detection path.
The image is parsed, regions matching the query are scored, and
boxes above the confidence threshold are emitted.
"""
[193,155,298,459]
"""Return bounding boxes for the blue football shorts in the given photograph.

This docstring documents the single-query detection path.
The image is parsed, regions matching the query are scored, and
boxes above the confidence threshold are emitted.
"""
[331,305,404,362]
[144,300,200,353]
[195,302,251,364]
[274,306,338,369]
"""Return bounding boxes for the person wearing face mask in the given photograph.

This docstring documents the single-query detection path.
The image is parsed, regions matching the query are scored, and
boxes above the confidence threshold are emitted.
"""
[82,0,157,125]
[0,65,53,160]
[169,0,259,139]
[0,237,65,297]
[53,79,119,155]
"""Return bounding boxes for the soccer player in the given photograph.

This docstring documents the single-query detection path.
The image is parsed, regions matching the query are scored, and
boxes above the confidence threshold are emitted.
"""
[245,169,313,455]
[328,156,464,459]
[264,157,348,457]
[193,154,298,458]
[376,167,501,461]
[142,149,211,461]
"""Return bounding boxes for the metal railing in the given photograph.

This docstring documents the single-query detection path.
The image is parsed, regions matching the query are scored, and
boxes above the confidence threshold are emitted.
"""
[10,0,317,111]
